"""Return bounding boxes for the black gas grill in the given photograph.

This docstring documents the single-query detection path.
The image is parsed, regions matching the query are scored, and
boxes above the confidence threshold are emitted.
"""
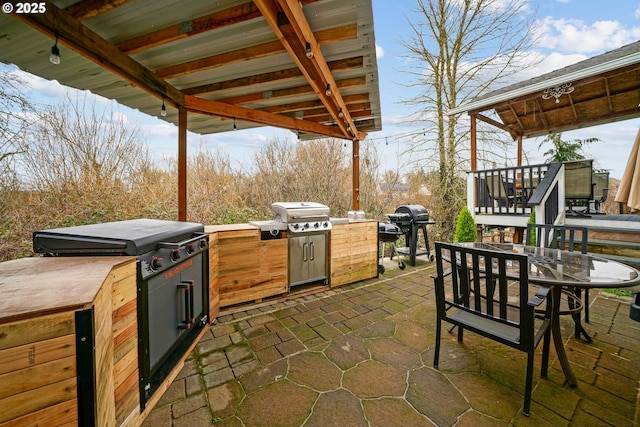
[377,222,406,273]
[387,204,435,266]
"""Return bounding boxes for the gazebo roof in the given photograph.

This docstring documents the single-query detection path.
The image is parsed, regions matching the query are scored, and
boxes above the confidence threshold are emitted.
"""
[449,40,640,139]
[0,0,381,141]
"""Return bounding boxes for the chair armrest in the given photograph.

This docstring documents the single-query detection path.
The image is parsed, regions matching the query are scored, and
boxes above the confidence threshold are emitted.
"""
[527,286,551,307]
[430,267,452,280]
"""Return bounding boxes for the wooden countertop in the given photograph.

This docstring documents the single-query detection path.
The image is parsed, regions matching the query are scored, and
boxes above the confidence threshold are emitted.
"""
[0,256,136,323]
[205,223,258,233]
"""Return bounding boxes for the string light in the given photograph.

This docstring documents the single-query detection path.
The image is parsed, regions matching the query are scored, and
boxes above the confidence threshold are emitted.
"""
[160,96,167,117]
[49,34,61,65]
[305,42,313,58]
[233,117,237,130]
[325,84,331,96]
[338,108,344,118]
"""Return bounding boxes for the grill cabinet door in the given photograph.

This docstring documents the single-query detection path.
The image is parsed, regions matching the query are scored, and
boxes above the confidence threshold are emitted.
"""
[288,235,307,287]
[307,234,326,283]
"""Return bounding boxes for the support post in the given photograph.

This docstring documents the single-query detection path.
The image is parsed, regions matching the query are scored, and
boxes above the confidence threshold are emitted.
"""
[352,139,360,211]
[517,134,523,166]
[178,107,187,221]
[470,113,477,171]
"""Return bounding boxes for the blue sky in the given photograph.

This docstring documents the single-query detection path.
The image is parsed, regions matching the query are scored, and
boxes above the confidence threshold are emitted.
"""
[10,0,640,179]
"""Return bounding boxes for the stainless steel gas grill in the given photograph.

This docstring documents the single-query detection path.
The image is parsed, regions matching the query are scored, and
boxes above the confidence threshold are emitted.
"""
[33,218,209,410]
[387,204,435,266]
[270,202,331,288]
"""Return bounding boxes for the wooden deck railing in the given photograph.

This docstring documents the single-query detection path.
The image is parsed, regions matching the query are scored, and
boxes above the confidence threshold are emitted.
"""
[467,163,564,228]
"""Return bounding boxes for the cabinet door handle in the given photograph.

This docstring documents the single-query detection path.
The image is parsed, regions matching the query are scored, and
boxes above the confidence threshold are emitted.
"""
[310,242,315,260]
[177,280,195,329]
[303,242,308,261]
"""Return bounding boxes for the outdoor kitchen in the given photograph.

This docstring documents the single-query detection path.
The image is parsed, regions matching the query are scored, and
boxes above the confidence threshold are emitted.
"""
[0,203,381,426]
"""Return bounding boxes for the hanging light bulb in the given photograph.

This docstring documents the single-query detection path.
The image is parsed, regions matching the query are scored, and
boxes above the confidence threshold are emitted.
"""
[338,108,344,118]
[161,97,167,117]
[347,124,352,133]
[305,42,313,59]
[325,84,331,96]
[49,34,61,65]
[233,117,237,130]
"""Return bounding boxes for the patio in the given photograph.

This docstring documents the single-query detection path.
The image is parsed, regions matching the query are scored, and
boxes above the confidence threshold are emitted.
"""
[141,255,640,427]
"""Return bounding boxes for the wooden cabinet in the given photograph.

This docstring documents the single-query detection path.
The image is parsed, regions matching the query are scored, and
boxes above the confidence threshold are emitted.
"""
[330,221,378,288]
[0,257,139,427]
[206,225,288,308]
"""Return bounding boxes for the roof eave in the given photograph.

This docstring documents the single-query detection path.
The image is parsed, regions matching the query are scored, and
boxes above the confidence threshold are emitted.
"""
[447,51,640,116]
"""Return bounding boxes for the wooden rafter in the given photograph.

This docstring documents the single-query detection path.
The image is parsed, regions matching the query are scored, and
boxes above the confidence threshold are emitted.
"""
[261,93,370,114]
[155,23,357,79]
[182,56,364,96]
[184,95,346,139]
[253,0,364,141]
[64,0,133,21]
[115,0,320,54]
[11,1,183,105]
[215,76,366,106]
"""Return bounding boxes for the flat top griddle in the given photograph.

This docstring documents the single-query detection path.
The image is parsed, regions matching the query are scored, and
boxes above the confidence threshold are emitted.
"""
[33,218,204,255]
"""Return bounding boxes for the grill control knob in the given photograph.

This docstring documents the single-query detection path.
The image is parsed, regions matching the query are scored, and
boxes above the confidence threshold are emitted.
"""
[323,222,329,228]
[293,223,300,230]
[186,243,195,254]
[171,249,181,261]
[199,238,207,249]
[151,257,163,270]
[314,222,319,228]
[304,223,309,229]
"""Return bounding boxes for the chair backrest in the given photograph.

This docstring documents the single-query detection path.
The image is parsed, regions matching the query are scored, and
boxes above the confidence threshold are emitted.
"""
[486,174,511,204]
[525,224,588,253]
[433,242,535,349]
[592,171,609,203]
[564,160,593,200]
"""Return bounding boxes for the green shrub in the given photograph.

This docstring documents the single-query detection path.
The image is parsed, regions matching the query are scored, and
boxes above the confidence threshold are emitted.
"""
[455,206,476,242]
[526,207,536,246]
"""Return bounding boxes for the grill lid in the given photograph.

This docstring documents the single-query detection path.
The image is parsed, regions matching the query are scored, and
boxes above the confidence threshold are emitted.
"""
[271,202,330,222]
[33,219,204,255]
[394,205,429,222]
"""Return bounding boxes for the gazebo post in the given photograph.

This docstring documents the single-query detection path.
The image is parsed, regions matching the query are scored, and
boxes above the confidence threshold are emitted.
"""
[517,134,522,166]
[178,107,187,221]
[352,139,360,211]
[470,114,477,171]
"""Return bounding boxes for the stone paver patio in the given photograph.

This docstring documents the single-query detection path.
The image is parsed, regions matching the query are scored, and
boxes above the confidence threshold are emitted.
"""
[142,255,640,426]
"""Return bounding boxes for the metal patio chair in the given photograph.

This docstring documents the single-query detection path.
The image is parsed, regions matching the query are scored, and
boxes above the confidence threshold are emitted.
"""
[525,224,592,341]
[432,242,552,417]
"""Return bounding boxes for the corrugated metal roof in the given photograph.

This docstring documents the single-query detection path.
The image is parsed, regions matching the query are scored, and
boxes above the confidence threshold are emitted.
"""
[0,0,381,138]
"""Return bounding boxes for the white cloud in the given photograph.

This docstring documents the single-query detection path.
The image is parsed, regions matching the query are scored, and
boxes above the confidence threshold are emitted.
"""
[376,44,385,59]
[534,17,640,53]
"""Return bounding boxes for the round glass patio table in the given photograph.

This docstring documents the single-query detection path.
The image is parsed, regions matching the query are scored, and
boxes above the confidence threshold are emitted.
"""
[455,242,640,386]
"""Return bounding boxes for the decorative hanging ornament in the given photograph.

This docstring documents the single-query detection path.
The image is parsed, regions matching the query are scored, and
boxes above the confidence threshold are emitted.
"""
[542,83,574,103]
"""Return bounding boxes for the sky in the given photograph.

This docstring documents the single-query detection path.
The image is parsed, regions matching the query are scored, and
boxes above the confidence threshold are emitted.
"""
[9,0,640,179]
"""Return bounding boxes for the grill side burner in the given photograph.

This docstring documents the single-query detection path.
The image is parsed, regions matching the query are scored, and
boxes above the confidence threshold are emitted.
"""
[33,218,209,409]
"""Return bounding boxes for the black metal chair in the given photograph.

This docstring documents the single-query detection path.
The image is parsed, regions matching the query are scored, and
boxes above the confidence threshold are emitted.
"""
[433,242,552,417]
[525,224,591,341]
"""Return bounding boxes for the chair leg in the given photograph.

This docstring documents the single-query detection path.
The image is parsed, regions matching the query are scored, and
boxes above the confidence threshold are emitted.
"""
[584,288,590,323]
[457,324,464,342]
[434,320,442,368]
[523,351,534,417]
[541,327,551,378]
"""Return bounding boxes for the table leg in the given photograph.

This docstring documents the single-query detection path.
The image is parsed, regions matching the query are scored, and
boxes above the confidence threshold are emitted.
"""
[551,286,577,387]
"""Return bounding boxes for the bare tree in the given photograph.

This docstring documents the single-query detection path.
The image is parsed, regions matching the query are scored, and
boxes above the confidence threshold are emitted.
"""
[400,0,540,238]
[249,137,352,215]
[0,65,33,189]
